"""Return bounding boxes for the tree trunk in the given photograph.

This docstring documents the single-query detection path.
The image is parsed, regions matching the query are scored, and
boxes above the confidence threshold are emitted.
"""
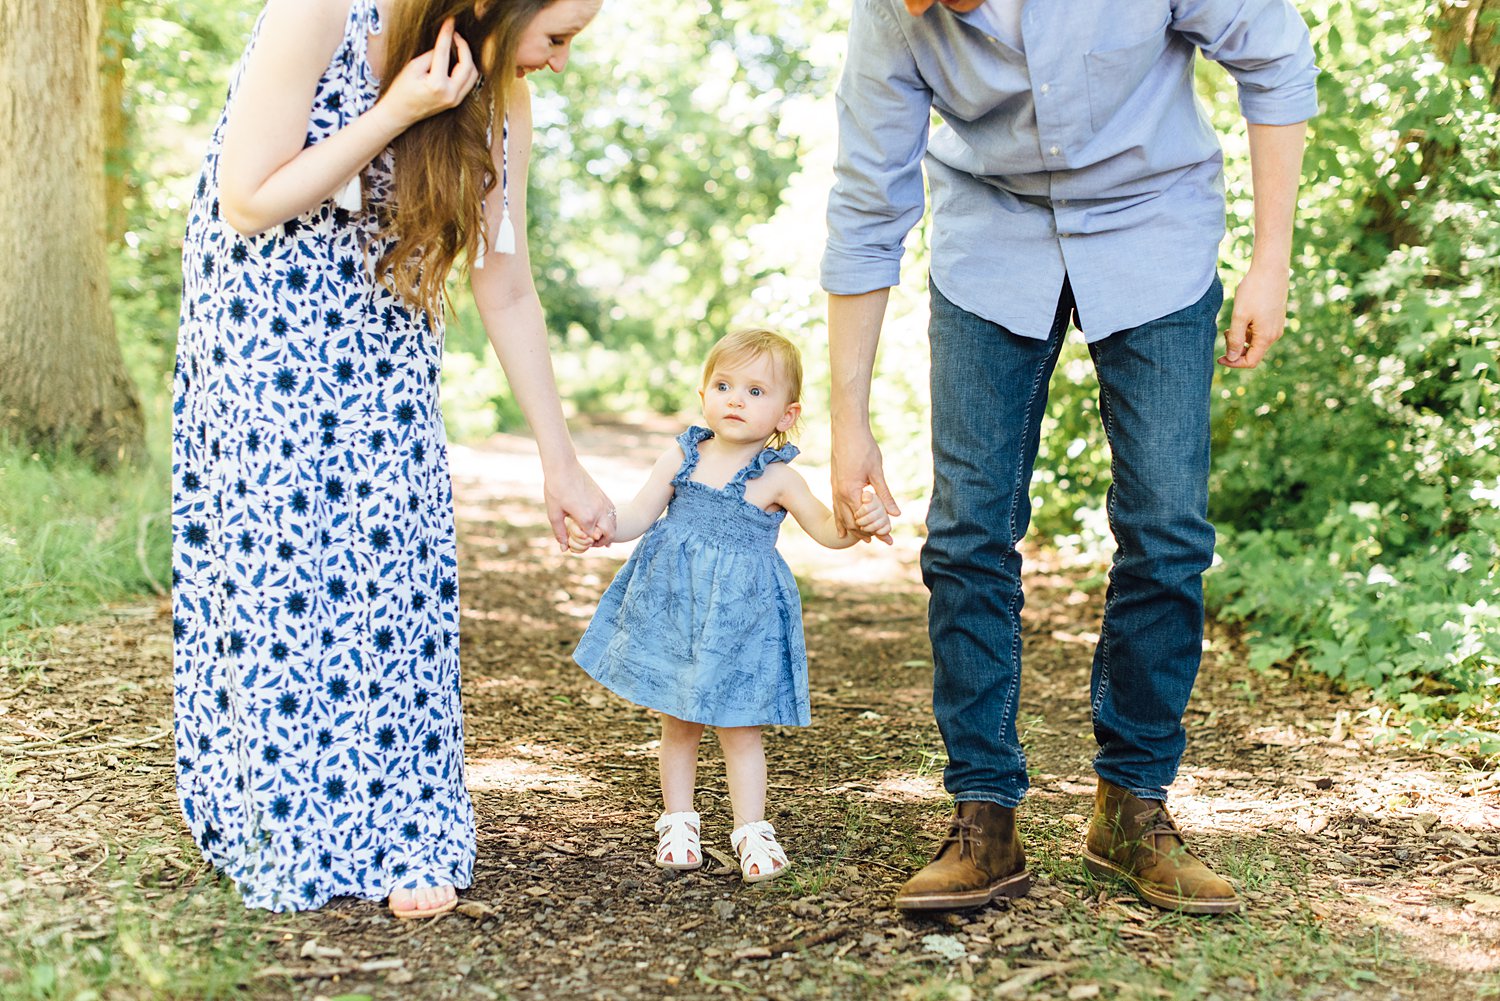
[1435,0,1500,104]
[100,0,129,243]
[0,0,145,468]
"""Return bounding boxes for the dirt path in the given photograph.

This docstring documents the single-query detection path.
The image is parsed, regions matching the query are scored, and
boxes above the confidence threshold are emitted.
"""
[2,421,1497,1000]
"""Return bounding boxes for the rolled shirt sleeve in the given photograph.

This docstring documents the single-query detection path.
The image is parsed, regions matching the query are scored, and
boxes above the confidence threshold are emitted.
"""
[1171,0,1320,125]
[821,0,935,296]
[820,0,1319,338]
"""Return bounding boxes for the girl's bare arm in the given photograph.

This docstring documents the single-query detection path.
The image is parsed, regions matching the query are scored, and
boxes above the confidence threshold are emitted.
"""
[766,464,892,548]
[610,446,683,543]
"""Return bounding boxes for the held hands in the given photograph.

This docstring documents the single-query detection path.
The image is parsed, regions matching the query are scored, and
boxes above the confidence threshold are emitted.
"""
[544,460,615,553]
[1220,262,1290,369]
[831,424,900,544]
[851,488,894,545]
[377,17,481,130]
[562,515,598,554]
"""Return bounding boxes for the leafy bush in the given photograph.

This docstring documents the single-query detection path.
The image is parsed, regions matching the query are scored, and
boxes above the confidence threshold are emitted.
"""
[1203,0,1499,750]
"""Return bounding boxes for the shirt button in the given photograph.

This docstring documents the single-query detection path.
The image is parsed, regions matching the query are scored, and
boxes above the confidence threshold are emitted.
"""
[1040,83,1050,95]
[1049,145,1060,156]
[1058,199,1069,206]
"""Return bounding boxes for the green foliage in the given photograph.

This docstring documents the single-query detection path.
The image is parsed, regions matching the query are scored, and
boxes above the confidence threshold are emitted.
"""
[1203,0,1500,748]
[0,1,248,645]
[445,0,841,421]
[110,1,258,393]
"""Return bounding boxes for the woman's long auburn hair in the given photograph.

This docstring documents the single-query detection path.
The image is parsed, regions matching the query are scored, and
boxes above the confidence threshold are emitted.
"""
[375,0,553,320]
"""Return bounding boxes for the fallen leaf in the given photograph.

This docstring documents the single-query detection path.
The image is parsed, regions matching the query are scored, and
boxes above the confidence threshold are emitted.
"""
[921,933,966,961]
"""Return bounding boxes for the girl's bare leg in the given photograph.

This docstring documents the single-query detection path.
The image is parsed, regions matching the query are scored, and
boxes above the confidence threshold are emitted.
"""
[717,725,767,829]
[660,714,706,815]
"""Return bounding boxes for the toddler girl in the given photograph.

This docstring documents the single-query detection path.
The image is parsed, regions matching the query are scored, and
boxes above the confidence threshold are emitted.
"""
[566,329,892,882]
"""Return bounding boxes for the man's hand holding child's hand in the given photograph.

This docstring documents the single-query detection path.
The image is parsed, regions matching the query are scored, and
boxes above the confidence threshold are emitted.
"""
[853,487,893,545]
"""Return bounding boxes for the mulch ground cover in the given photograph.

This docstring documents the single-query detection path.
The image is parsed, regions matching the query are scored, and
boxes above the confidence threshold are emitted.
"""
[2,423,1497,1000]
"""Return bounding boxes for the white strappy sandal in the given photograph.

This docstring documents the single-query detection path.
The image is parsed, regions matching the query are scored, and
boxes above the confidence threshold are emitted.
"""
[654,811,702,871]
[731,820,789,884]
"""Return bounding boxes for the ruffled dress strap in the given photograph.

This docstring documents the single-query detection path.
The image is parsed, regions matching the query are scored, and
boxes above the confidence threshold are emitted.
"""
[330,0,383,211]
[671,426,715,486]
[728,442,800,497]
[350,0,382,78]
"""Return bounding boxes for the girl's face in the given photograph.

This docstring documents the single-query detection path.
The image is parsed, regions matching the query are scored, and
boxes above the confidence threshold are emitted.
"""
[513,0,602,77]
[699,353,801,447]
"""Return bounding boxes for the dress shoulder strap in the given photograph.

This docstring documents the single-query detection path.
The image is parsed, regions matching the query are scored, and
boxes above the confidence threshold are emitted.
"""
[671,426,715,485]
[474,112,514,267]
[343,0,381,83]
[728,442,800,496]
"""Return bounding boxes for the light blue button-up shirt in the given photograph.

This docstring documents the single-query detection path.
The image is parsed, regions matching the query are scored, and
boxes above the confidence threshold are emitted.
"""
[821,0,1319,341]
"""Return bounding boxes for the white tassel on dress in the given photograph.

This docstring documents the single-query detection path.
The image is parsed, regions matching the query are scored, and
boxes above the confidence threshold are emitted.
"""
[494,206,516,255]
[334,174,362,212]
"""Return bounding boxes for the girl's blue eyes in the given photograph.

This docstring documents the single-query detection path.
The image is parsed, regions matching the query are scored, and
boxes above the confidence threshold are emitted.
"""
[714,382,764,396]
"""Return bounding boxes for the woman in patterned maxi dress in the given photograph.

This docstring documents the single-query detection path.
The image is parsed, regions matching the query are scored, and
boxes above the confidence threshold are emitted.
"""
[171,0,609,915]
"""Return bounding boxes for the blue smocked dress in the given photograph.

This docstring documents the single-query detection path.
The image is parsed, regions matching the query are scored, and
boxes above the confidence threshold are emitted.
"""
[170,0,476,911]
[574,427,811,727]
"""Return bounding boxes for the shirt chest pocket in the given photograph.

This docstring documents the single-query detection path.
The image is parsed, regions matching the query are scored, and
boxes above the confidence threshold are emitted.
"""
[1083,16,1170,134]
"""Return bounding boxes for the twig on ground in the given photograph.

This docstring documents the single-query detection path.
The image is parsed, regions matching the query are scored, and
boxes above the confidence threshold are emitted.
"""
[758,924,848,957]
[1425,854,1500,876]
[81,843,110,880]
[1,722,104,750]
[992,962,1085,998]
[0,728,169,757]
[61,787,101,814]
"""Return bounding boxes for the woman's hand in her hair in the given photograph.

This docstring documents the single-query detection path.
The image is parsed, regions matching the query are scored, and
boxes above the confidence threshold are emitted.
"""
[377,16,481,130]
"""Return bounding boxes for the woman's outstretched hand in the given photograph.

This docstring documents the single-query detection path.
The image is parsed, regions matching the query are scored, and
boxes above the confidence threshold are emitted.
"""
[377,17,481,130]
[544,461,615,552]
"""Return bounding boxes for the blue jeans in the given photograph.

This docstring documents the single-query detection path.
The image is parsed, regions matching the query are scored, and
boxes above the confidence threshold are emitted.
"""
[922,276,1222,806]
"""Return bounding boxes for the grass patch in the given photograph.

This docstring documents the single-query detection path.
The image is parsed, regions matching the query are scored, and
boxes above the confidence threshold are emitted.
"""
[0,429,170,646]
[0,844,275,1000]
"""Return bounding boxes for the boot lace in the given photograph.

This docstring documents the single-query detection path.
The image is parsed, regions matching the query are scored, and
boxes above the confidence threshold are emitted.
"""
[1136,804,1186,854]
[941,816,983,861]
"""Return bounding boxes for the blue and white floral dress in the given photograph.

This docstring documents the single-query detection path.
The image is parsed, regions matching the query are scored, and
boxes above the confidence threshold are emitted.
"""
[573,427,812,728]
[170,0,476,911]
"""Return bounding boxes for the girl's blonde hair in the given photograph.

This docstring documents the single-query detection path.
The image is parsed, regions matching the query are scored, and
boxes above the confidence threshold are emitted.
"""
[376,0,554,322]
[701,328,803,450]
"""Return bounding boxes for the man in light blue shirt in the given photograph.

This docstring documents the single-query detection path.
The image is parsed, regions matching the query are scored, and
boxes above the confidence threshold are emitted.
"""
[822,0,1318,914]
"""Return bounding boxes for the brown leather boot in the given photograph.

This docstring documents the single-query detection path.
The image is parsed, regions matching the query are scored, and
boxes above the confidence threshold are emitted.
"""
[893,801,1031,911]
[1082,778,1241,914]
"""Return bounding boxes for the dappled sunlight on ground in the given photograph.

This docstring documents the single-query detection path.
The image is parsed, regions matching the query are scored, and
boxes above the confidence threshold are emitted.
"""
[828,771,947,804]
[460,605,570,633]
[469,674,549,694]
[465,755,605,796]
